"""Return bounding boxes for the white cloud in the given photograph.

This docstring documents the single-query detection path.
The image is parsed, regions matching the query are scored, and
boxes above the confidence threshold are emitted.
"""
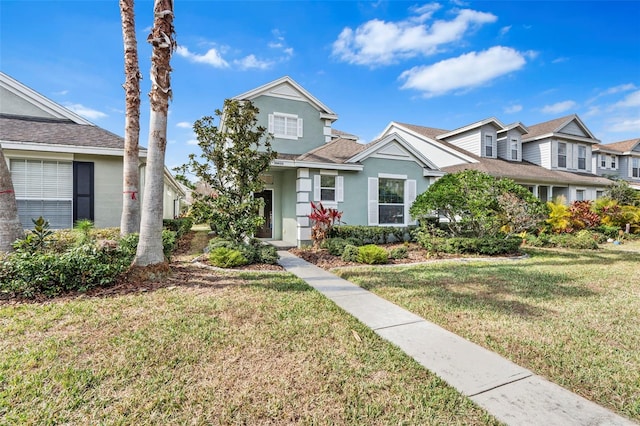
[176,45,229,68]
[54,90,69,96]
[504,104,522,114]
[541,100,577,114]
[186,139,199,146]
[499,25,511,36]
[233,54,272,70]
[64,103,107,120]
[614,90,640,108]
[399,46,526,97]
[552,57,569,64]
[606,117,640,133]
[332,6,497,66]
[176,121,192,129]
[603,83,636,96]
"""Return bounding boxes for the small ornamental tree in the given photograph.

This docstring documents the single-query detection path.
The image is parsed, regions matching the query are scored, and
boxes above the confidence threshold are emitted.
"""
[410,170,545,238]
[308,201,342,248]
[175,99,277,243]
[605,179,640,207]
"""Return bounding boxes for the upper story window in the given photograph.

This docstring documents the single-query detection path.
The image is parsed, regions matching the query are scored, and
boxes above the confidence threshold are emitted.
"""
[610,155,617,169]
[600,154,607,168]
[632,158,640,178]
[510,138,518,160]
[578,145,586,170]
[268,112,303,140]
[485,134,494,157]
[558,142,567,168]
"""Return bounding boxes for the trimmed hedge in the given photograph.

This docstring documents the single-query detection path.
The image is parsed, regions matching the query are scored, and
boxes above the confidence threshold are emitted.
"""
[328,225,417,244]
[163,217,194,238]
[207,238,279,265]
[417,235,523,255]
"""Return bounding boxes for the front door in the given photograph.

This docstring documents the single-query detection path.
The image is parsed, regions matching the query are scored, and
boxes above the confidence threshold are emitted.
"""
[255,190,273,238]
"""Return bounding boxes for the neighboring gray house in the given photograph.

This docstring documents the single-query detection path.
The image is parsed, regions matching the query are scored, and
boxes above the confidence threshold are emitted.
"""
[233,76,444,246]
[377,115,612,203]
[592,138,640,190]
[0,72,185,229]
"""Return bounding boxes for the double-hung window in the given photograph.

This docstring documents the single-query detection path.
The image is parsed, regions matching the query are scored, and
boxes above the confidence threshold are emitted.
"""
[632,158,640,178]
[600,154,607,168]
[313,172,343,204]
[10,159,73,229]
[558,142,567,168]
[611,156,617,169]
[576,189,585,201]
[268,112,303,140]
[485,135,494,157]
[577,145,586,170]
[510,138,518,160]
[367,175,417,226]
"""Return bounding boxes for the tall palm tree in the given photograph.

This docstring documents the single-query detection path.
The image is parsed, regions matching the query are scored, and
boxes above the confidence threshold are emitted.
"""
[133,0,175,266]
[0,147,24,253]
[119,0,141,235]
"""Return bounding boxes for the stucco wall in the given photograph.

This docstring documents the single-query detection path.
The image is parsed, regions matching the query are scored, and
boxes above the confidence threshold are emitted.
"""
[75,154,124,228]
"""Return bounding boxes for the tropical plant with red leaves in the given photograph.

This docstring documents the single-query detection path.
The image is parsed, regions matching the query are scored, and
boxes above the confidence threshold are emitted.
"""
[308,201,343,248]
[569,200,601,230]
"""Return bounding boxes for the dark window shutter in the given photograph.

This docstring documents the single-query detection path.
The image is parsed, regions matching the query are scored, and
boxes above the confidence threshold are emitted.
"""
[73,161,94,223]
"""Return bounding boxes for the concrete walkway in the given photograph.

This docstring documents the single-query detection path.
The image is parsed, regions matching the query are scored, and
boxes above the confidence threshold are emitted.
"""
[277,250,636,426]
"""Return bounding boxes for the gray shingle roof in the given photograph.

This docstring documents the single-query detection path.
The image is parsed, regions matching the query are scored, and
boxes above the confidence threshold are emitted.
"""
[522,114,576,140]
[297,137,367,163]
[0,114,132,151]
[595,138,640,153]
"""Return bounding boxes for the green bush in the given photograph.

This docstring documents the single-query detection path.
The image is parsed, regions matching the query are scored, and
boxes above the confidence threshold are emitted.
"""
[209,247,249,268]
[595,224,621,239]
[416,234,522,255]
[256,244,279,264]
[328,225,416,244]
[207,238,278,265]
[163,217,194,238]
[357,245,389,265]
[389,246,408,259]
[322,238,349,256]
[341,244,360,262]
[553,231,599,249]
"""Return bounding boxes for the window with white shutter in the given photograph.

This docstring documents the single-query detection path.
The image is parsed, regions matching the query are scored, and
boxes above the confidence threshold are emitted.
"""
[10,159,73,229]
[369,176,417,226]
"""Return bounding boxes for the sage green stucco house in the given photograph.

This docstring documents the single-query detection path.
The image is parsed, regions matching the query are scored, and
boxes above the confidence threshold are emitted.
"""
[234,77,444,246]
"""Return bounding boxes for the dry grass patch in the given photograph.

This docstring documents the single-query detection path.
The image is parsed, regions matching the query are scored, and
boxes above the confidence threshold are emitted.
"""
[335,241,640,421]
[0,270,499,425]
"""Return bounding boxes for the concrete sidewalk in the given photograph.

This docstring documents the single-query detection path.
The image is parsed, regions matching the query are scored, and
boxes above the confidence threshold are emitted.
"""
[277,250,636,426]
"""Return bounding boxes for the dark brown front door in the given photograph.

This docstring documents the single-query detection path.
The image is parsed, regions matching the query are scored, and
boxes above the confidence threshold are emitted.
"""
[255,190,272,238]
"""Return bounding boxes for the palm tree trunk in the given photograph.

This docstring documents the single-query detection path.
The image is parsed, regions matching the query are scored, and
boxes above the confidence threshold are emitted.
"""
[0,147,24,253]
[133,0,175,266]
[119,0,141,236]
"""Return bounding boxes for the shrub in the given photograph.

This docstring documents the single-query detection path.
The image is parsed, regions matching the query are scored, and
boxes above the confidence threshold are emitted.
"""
[207,238,278,265]
[209,247,248,268]
[357,245,389,265]
[322,238,350,256]
[162,230,177,260]
[308,202,343,248]
[595,224,622,239]
[328,225,415,244]
[551,231,599,249]
[341,244,360,262]
[74,219,95,246]
[163,217,194,238]
[389,246,408,259]
[256,244,279,264]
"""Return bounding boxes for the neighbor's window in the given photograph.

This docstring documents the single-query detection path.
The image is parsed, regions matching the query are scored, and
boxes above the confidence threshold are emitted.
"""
[611,155,617,169]
[10,159,73,229]
[320,175,336,201]
[632,158,640,178]
[558,142,567,168]
[511,138,518,160]
[578,145,586,170]
[268,112,302,140]
[600,154,607,168]
[485,134,494,157]
[379,178,404,225]
[576,189,585,201]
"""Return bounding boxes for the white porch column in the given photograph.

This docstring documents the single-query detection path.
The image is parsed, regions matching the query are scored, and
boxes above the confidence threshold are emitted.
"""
[295,168,312,244]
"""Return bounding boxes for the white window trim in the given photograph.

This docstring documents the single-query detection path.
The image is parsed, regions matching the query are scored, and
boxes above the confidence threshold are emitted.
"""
[510,138,519,161]
[268,112,303,140]
[368,176,416,226]
[484,134,495,158]
[577,145,587,170]
[557,142,567,169]
[313,173,343,203]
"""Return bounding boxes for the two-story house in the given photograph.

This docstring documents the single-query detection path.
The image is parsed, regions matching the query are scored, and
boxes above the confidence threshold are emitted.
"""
[0,72,185,229]
[232,76,444,246]
[592,138,640,190]
[376,115,612,203]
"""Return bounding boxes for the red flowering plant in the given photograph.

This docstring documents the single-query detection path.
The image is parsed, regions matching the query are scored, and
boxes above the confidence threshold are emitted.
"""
[308,201,343,248]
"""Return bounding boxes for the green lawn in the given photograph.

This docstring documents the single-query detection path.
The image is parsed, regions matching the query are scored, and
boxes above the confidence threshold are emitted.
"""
[0,270,498,425]
[335,241,640,421]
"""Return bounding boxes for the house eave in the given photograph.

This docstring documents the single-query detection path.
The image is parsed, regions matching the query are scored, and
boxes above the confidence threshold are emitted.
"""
[522,133,600,144]
[436,117,505,140]
[270,158,363,171]
[0,140,147,157]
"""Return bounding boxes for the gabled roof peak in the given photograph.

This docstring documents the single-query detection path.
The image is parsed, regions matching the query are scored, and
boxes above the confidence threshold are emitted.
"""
[437,117,505,140]
[233,76,338,121]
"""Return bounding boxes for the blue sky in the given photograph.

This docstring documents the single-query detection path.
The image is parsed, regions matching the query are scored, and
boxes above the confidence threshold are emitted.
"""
[1,1,639,171]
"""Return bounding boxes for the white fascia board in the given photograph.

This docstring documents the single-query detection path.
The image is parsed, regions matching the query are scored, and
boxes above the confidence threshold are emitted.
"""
[388,122,478,164]
[270,158,363,171]
[424,169,446,177]
[0,140,147,157]
[347,132,440,171]
[523,133,601,144]
[498,122,529,134]
[436,117,505,139]
[164,166,186,196]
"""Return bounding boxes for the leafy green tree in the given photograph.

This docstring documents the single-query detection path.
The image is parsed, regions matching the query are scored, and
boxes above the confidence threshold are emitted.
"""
[410,170,545,237]
[605,179,639,206]
[175,99,277,242]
